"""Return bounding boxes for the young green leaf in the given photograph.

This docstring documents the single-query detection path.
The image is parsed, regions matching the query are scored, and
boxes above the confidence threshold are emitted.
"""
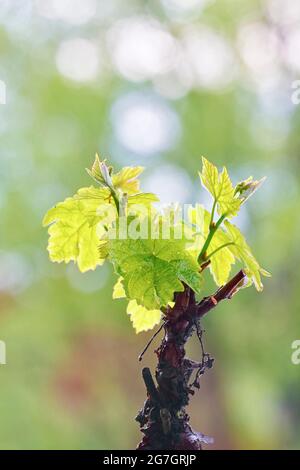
[86,154,113,187]
[188,205,235,286]
[127,193,159,206]
[112,166,144,194]
[127,300,162,334]
[234,176,266,204]
[98,240,109,260]
[127,257,184,310]
[43,186,114,272]
[171,258,204,292]
[86,154,145,198]
[43,197,105,272]
[200,157,241,218]
[113,277,126,299]
[109,240,183,309]
[208,233,235,286]
[74,186,110,202]
[109,221,203,309]
[224,220,270,291]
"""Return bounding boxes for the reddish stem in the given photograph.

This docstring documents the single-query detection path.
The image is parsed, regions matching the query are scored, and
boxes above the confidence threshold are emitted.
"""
[136,270,246,450]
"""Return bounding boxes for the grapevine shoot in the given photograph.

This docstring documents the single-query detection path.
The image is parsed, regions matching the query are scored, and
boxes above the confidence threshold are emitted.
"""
[43,155,270,450]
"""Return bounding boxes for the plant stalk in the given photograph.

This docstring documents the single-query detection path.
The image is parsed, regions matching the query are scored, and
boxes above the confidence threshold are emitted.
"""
[197,214,226,264]
[136,269,246,450]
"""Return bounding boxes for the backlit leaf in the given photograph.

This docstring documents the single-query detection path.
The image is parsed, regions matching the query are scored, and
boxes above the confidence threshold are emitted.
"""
[224,221,270,291]
[43,188,112,272]
[234,176,266,204]
[200,157,240,218]
[127,300,162,333]
[113,277,126,299]
[109,219,202,309]
[112,166,144,194]
[188,204,235,286]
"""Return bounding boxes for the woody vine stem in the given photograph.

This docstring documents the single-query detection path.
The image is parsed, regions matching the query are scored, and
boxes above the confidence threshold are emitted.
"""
[136,269,246,450]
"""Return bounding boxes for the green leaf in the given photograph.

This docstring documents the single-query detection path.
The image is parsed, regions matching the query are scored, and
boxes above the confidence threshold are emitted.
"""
[112,166,144,194]
[171,258,204,292]
[200,157,219,198]
[86,155,145,197]
[112,277,126,299]
[74,186,110,202]
[126,257,184,309]
[224,221,271,291]
[208,233,235,286]
[188,204,235,286]
[234,176,266,204]
[200,157,240,218]
[217,167,241,217]
[43,188,113,272]
[127,193,159,206]
[73,186,111,213]
[127,300,162,333]
[43,198,103,272]
[86,154,114,187]
[98,240,109,259]
[109,221,202,309]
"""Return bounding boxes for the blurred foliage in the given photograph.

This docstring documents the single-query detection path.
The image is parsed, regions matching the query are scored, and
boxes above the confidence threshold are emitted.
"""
[0,0,300,450]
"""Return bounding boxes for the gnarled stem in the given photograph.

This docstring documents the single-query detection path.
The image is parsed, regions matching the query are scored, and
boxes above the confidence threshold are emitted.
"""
[136,270,246,450]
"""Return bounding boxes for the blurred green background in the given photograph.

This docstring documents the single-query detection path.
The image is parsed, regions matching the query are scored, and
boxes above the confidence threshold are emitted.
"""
[0,0,300,450]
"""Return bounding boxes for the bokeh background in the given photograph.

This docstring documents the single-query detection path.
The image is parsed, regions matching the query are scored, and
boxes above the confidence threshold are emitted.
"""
[0,0,300,450]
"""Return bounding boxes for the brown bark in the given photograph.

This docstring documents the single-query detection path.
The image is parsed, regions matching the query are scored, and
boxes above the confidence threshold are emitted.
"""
[136,269,246,450]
